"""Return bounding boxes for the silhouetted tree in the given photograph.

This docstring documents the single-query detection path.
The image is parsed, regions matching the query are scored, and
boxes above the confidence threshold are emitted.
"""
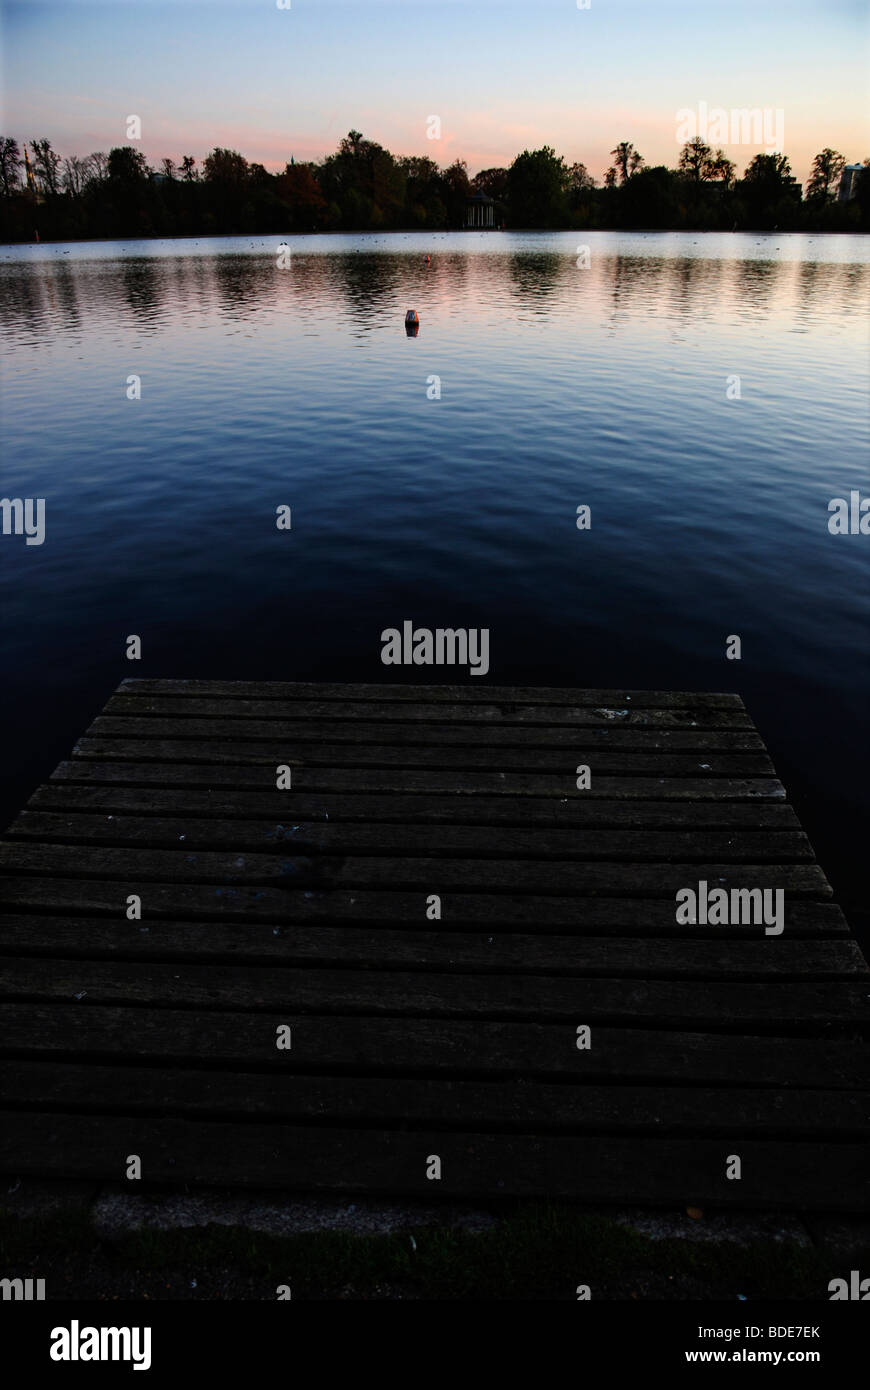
[61,155,88,196]
[108,146,149,183]
[203,148,248,185]
[440,158,471,227]
[610,141,643,184]
[736,152,801,228]
[677,140,734,186]
[99,146,152,235]
[340,130,365,159]
[1,128,864,240]
[564,162,595,223]
[401,155,448,226]
[85,152,109,184]
[806,148,846,201]
[319,131,406,228]
[620,165,680,228]
[277,161,328,230]
[471,166,509,200]
[30,138,61,196]
[0,137,21,196]
[678,137,712,181]
[566,162,594,192]
[508,146,569,226]
[708,149,736,185]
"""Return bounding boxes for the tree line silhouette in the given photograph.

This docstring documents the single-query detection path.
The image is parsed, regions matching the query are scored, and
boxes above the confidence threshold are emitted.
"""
[1,131,867,241]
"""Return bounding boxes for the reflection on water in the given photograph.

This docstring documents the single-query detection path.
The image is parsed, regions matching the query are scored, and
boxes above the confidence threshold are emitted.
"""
[1,245,867,337]
[1,230,868,938]
[4,232,869,344]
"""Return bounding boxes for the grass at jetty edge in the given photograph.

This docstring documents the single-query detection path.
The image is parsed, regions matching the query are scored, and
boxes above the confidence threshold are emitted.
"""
[0,1203,832,1301]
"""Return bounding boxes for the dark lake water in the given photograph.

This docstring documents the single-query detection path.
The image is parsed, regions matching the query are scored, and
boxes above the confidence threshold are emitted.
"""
[1,230,868,939]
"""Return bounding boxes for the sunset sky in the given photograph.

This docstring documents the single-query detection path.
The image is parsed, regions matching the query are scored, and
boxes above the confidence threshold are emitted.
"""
[2,0,868,184]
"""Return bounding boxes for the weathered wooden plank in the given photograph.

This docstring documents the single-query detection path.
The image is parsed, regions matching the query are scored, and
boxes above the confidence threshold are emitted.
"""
[0,842,830,894]
[47,760,789,800]
[26,783,802,829]
[2,1112,867,1206]
[119,679,746,709]
[0,917,863,976]
[3,1063,868,1137]
[5,811,814,864]
[0,879,847,933]
[106,693,756,729]
[1,678,863,1212]
[92,716,763,751]
[2,957,867,1026]
[2,1004,865,1087]
[72,735,776,776]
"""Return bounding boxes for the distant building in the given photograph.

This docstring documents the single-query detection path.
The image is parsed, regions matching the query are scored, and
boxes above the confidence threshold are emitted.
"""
[839,164,865,201]
[465,192,495,228]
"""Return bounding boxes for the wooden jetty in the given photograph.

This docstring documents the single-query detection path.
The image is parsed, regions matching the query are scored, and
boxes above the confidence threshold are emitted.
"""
[1,680,868,1210]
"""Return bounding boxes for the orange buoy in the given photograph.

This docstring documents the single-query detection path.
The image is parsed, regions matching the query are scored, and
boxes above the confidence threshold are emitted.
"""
[405,309,419,325]
[424,255,431,265]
